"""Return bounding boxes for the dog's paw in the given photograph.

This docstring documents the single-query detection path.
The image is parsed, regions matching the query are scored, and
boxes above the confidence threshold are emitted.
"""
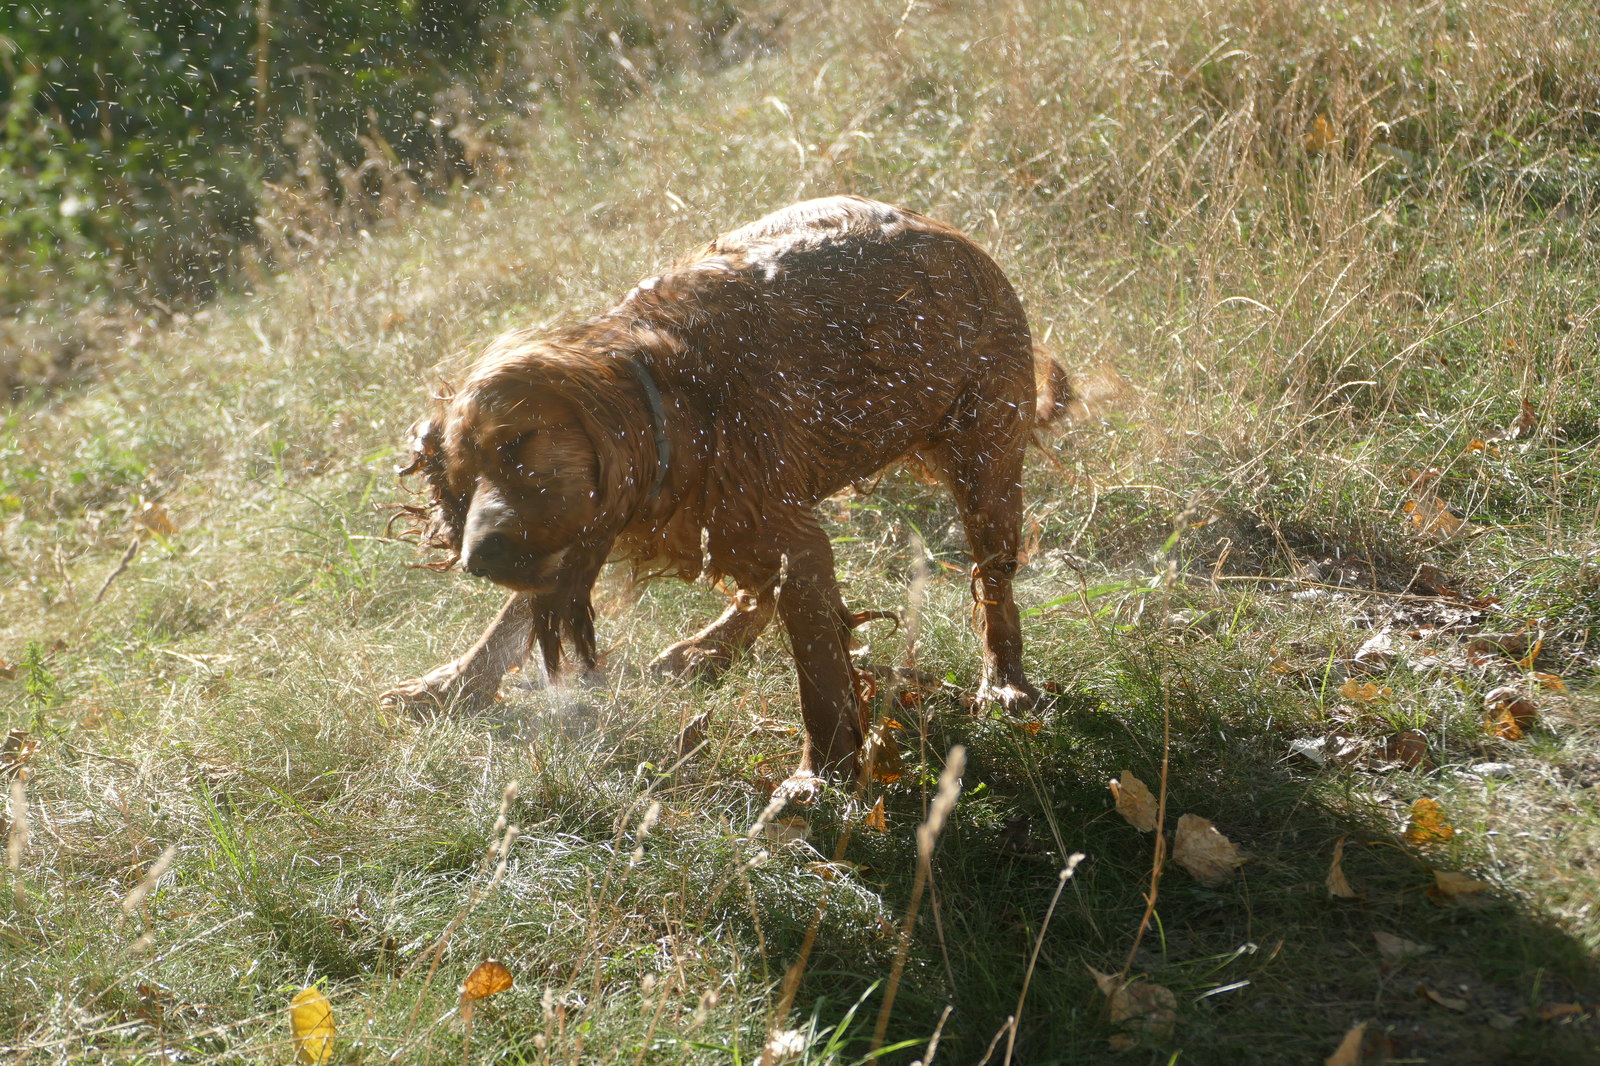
[649,639,735,682]
[378,664,498,716]
[975,680,1041,711]
[773,769,826,806]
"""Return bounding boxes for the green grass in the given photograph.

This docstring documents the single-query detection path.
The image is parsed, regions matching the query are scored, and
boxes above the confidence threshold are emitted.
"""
[4,0,1600,1061]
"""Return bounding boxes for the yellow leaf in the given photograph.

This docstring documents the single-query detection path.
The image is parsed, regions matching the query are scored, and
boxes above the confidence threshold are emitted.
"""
[1338,680,1390,703]
[1017,720,1043,736]
[461,959,513,1001]
[1326,835,1359,900]
[289,987,336,1064]
[1428,869,1493,907]
[1403,798,1454,846]
[1304,113,1339,154]
[862,797,887,833]
[1172,814,1245,884]
[1109,771,1159,832]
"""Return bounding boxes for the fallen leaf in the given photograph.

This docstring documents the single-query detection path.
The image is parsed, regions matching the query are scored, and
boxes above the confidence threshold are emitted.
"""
[0,659,13,681]
[289,987,336,1064]
[862,797,887,833]
[1110,770,1159,832]
[380,309,409,332]
[1324,1021,1395,1065]
[1304,113,1339,154]
[1402,498,1468,538]
[803,860,864,881]
[764,816,811,846]
[1017,720,1043,735]
[1087,967,1177,1048]
[1506,397,1538,440]
[1465,438,1499,456]
[1428,869,1493,907]
[132,501,178,537]
[0,731,40,780]
[1536,1002,1587,1022]
[461,959,513,1001]
[1326,835,1359,899]
[865,718,904,785]
[1531,672,1566,692]
[1485,685,1538,740]
[1378,731,1430,771]
[1403,798,1455,846]
[1173,814,1245,884]
[1418,983,1469,1012]
[1339,680,1390,703]
[1372,931,1431,963]
[1349,631,1397,672]
[1466,632,1528,665]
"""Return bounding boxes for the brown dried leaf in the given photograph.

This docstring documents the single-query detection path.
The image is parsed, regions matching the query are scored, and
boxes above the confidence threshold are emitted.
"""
[1349,630,1397,672]
[1109,770,1158,832]
[861,797,887,833]
[1532,672,1566,692]
[1466,632,1528,665]
[1339,680,1390,704]
[132,501,178,537]
[461,959,513,1001]
[1428,869,1493,907]
[1484,686,1538,741]
[1326,835,1359,900]
[1403,798,1455,846]
[1373,931,1431,963]
[1378,730,1431,771]
[1506,397,1538,440]
[1417,983,1468,1012]
[865,718,903,785]
[1324,1021,1395,1066]
[1536,1002,1587,1022]
[1087,967,1177,1048]
[1173,814,1245,884]
[1402,498,1468,539]
[0,731,40,780]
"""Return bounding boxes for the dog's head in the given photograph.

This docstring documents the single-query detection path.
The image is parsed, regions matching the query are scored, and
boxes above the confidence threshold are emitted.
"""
[400,330,666,592]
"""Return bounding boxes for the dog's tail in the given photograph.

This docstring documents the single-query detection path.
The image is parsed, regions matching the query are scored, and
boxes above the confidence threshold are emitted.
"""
[1034,351,1076,426]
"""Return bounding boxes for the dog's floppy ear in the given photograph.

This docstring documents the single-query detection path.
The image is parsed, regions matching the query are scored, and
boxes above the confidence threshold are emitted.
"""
[398,417,441,477]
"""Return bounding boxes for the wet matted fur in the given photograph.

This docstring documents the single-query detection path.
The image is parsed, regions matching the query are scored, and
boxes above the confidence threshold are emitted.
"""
[383,196,1069,784]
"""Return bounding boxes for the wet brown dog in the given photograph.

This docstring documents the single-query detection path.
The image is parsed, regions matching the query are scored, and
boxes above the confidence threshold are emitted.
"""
[383,196,1066,786]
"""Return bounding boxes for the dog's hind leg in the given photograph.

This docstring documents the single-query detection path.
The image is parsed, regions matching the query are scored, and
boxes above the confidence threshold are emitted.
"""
[923,391,1041,710]
[379,591,536,714]
[649,583,776,682]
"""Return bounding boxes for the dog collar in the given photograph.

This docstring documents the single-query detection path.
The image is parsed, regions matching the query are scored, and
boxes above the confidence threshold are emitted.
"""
[625,359,671,501]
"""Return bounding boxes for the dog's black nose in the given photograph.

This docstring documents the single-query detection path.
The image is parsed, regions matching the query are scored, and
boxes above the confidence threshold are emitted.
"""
[461,530,514,579]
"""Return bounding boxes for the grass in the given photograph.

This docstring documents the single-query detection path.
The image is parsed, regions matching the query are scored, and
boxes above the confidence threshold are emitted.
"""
[3,0,1600,1061]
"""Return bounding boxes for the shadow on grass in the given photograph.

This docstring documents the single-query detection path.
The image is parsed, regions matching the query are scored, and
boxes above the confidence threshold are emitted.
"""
[773,670,1600,1066]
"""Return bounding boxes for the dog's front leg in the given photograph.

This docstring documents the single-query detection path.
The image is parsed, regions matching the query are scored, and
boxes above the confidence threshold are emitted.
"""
[379,591,535,713]
[762,514,864,787]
